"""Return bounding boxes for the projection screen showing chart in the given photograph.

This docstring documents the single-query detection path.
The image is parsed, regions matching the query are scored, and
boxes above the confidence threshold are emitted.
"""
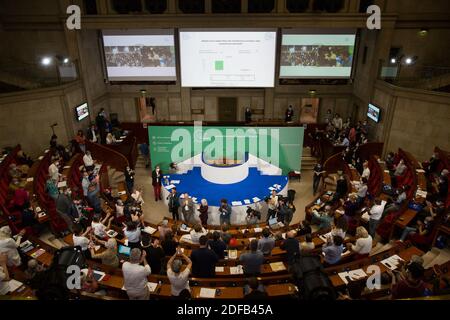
[102,29,176,81]
[179,30,277,87]
[280,30,357,78]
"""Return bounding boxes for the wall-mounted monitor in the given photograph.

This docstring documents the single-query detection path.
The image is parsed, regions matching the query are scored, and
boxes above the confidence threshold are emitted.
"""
[179,29,277,87]
[102,29,176,81]
[280,29,357,79]
[75,102,89,121]
[367,103,381,123]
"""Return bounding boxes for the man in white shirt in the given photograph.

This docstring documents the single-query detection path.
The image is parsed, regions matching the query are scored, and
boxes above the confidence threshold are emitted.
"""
[83,151,94,171]
[167,250,192,297]
[368,198,387,237]
[0,226,24,267]
[72,226,91,257]
[0,253,11,295]
[362,161,371,180]
[122,248,151,300]
[48,159,60,182]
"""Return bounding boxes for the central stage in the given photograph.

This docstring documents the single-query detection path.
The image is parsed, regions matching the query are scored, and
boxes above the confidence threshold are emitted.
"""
[161,153,289,225]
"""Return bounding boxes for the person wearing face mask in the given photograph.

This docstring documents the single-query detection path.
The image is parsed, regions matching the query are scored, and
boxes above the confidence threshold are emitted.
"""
[181,194,195,224]
[152,165,163,201]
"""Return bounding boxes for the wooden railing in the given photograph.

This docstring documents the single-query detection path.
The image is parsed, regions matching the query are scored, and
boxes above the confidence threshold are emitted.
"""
[356,142,384,163]
[86,140,129,172]
[101,132,138,169]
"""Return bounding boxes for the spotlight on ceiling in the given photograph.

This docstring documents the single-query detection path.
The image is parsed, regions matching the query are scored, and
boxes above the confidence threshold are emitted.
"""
[405,57,413,65]
[63,58,69,64]
[418,29,428,37]
[41,57,52,66]
[309,89,317,96]
[390,58,397,64]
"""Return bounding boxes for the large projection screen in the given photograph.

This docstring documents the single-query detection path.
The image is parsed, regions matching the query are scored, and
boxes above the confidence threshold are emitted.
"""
[179,30,277,87]
[102,29,176,81]
[280,30,357,79]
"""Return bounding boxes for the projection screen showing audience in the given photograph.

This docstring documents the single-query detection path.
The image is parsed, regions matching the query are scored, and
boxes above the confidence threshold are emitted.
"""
[280,32,356,79]
[102,29,177,81]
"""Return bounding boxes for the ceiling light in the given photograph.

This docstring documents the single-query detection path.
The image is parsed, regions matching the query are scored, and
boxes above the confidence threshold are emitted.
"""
[41,57,52,66]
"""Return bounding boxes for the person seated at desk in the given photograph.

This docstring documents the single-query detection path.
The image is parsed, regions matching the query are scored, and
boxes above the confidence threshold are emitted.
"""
[24,259,45,282]
[244,277,268,299]
[73,224,92,259]
[395,185,410,205]
[91,212,113,239]
[8,163,23,179]
[399,216,434,242]
[190,235,218,278]
[389,261,426,300]
[245,207,261,226]
[300,233,315,253]
[167,248,192,298]
[123,221,141,249]
[322,235,344,266]
[240,240,264,276]
[0,226,24,268]
[356,178,368,206]
[161,231,179,257]
[257,228,275,256]
[188,224,208,244]
[220,224,232,246]
[122,248,151,300]
[0,253,10,295]
[332,214,348,240]
[141,235,165,275]
[90,238,119,268]
[312,206,334,232]
[158,219,171,242]
[207,231,227,259]
[105,132,116,145]
[346,226,372,260]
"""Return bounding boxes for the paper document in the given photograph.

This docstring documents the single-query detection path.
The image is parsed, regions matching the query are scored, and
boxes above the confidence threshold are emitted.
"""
[147,282,158,292]
[57,181,67,188]
[253,228,262,233]
[199,288,216,298]
[215,267,225,273]
[228,250,238,260]
[230,266,244,275]
[143,226,157,235]
[8,279,23,293]
[381,255,404,270]
[270,262,286,272]
[26,177,34,182]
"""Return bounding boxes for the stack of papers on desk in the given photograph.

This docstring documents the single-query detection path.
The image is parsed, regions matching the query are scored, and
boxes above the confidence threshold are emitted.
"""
[107,230,118,238]
[26,177,34,182]
[215,266,225,273]
[416,169,425,173]
[416,190,427,198]
[142,226,157,235]
[338,269,367,285]
[199,288,216,298]
[19,240,34,253]
[7,279,24,293]
[147,282,158,292]
[230,266,244,275]
[270,262,286,272]
[232,201,243,206]
[381,255,404,270]
[253,227,262,233]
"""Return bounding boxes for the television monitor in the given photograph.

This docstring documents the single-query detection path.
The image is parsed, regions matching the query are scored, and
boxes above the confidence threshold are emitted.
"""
[179,29,277,87]
[367,103,381,123]
[75,102,89,121]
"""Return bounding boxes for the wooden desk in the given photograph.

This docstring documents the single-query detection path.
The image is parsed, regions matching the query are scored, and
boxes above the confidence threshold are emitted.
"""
[395,209,418,229]
[432,225,450,247]
[192,287,244,299]
[329,246,424,288]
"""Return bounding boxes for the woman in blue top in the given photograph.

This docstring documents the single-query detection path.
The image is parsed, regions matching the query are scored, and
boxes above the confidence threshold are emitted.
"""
[322,235,344,266]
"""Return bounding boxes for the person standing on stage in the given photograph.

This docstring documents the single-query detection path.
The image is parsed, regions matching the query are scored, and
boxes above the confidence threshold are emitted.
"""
[181,194,195,224]
[245,107,252,124]
[167,187,180,221]
[125,166,135,194]
[151,165,162,202]
[285,105,294,122]
[313,162,326,195]
[219,199,232,225]
[267,190,279,222]
[198,199,209,227]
